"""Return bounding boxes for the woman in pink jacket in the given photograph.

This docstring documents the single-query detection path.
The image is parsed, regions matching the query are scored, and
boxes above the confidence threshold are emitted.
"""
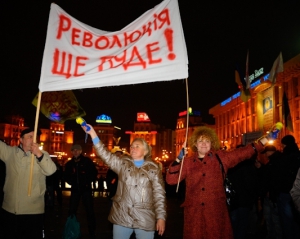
[166,126,264,239]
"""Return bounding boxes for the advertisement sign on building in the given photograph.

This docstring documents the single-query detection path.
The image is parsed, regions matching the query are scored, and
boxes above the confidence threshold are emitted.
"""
[137,113,150,122]
[96,114,112,124]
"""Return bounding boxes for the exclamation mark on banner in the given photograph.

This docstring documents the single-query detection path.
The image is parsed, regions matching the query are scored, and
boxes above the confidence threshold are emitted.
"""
[164,28,176,60]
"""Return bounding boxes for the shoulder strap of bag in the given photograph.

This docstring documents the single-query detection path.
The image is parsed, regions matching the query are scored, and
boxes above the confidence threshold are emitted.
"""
[215,154,226,180]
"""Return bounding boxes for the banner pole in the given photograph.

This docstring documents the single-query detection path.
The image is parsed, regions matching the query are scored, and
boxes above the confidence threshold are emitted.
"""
[28,91,42,196]
[176,78,189,193]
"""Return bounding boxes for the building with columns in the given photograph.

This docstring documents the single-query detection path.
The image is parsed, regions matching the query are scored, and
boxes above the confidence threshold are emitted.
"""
[209,53,300,150]
[175,108,215,156]
[0,115,26,146]
[126,112,175,163]
[0,117,74,164]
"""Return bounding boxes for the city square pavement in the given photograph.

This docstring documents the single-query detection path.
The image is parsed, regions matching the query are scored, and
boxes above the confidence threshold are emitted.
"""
[44,187,184,239]
[44,186,266,239]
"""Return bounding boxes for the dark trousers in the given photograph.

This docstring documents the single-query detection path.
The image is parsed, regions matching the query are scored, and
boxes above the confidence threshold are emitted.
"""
[69,189,96,235]
[277,193,300,239]
[230,207,251,239]
[54,183,63,206]
[0,208,44,239]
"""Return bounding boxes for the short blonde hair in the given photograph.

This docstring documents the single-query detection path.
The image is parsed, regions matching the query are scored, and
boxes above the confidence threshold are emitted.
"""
[189,126,220,152]
[131,138,152,159]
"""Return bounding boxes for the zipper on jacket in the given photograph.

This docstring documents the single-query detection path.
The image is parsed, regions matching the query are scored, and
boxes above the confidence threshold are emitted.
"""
[141,188,145,203]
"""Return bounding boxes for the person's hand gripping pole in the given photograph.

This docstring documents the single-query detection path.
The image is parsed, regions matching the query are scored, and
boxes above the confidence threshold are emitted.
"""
[176,143,188,193]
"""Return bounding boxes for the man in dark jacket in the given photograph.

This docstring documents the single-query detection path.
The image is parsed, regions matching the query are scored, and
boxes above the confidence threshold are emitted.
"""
[228,145,261,239]
[271,135,300,238]
[64,144,98,238]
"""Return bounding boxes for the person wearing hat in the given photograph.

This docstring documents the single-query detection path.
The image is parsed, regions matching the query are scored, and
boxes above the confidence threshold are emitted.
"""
[0,127,56,238]
[64,144,98,238]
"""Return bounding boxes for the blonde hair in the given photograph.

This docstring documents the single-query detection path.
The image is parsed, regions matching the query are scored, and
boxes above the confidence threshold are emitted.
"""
[131,138,152,159]
[189,126,220,152]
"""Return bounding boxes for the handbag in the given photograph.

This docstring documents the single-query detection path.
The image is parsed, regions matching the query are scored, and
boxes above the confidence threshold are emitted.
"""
[215,154,236,207]
[62,214,81,239]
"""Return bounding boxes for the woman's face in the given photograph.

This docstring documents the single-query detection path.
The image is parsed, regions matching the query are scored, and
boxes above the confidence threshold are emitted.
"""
[195,136,212,157]
[130,140,147,160]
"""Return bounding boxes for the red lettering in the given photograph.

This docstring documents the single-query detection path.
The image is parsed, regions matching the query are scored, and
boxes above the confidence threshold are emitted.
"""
[83,32,93,47]
[98,56,114,71]
[123,46,146,70]
[114,50,127,66]
[109,35,122,48]
[157,9,171,29]
[146,42,162,64]
[72,28,81,46]
[123,33,130,47]
[95,36,109,50]
[124,31,142,46]
[130,30,142,43]
[153,14,158,31]
[142,22,152,37]
[74,56,88,77]
[56,15,71,40]
[164,28,176,60]
[52,48,72,79]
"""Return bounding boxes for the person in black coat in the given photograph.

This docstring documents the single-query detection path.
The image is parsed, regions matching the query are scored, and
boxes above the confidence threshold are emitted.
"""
[64,144,98,238]
[260,145,283,239]
[228,145,261,239]
[270,135,300,239]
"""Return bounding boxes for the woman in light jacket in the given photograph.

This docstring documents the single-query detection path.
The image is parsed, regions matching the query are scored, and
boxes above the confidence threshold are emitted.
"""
[81,124,166,239]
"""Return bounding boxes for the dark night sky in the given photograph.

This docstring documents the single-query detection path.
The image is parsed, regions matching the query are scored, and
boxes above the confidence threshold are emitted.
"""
[1,0,300,142]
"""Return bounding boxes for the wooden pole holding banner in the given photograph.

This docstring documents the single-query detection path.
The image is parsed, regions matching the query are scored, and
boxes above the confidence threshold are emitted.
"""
[176,78,189,193]
[28,91,42,196]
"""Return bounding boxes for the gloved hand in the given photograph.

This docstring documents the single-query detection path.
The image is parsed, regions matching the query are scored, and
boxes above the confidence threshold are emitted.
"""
[177,148,186,161]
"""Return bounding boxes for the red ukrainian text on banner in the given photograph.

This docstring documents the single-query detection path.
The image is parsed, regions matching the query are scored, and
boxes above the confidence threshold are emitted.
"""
[39,0,188,92]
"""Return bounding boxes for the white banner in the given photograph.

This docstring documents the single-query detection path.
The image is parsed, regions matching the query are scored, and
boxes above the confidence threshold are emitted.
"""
[39,0,188,92]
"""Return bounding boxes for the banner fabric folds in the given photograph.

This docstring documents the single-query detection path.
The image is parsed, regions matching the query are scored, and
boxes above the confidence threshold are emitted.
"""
[39,0,188,92]
[32,91,86,123]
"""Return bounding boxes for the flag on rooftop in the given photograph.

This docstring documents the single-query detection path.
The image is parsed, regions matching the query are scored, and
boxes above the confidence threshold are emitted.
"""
[282,92,293,132]
[235,64,250,102]
[245,50,250,89]
[269,52,283,85]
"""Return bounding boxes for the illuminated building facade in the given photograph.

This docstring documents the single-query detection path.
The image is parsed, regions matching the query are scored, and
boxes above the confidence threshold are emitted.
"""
[0,117,74,164]
[86,114,127,172]
[126,112,175,163]
[0,115,26,146]
[40,122,73,161]
[176,108,215,156]
[209,54,300,150]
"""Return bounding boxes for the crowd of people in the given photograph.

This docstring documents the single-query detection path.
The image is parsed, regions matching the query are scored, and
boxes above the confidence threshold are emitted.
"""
[1,125,300,239]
